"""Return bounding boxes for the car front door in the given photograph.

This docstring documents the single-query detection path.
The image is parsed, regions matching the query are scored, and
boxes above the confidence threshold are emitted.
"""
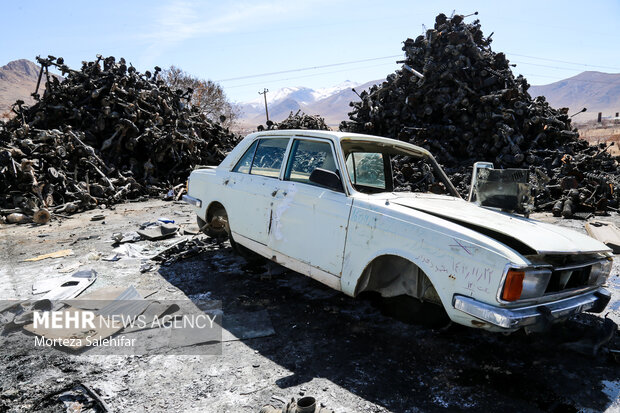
[268,137,352,277]
[226,137,290,245]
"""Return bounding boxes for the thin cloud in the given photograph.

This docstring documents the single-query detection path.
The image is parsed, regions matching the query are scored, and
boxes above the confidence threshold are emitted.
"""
[139,0,331,65]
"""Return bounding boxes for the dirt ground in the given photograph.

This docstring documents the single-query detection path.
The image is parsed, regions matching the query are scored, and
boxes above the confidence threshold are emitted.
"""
[0,199,619,412]
[577,125,620,157]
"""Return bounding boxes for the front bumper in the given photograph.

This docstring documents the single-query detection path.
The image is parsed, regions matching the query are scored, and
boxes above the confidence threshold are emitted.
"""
[453,288,611,330]
[182,194,202,207]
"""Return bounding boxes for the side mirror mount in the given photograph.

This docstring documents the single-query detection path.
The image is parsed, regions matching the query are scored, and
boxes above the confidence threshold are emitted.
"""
[468,162,494,202]
[309,168,342,191]
[468,161,533,216]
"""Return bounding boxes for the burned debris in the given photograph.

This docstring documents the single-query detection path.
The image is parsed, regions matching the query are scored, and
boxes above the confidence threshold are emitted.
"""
[0,55,239,224]
[260,396,334,413]
[259,110,330,131]
[341,13,620,216]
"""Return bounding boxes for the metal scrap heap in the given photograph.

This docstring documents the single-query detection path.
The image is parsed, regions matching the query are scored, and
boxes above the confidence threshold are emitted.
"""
[340,13,619,216]
[0,55,239,223]
[260,110,330,131]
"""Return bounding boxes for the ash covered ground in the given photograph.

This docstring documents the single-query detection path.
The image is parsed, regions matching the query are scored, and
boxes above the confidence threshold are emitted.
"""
[0,200,619,412]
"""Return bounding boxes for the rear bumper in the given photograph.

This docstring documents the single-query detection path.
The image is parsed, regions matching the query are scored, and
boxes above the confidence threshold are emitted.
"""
[182,194,202,207]
[453,288,611,331]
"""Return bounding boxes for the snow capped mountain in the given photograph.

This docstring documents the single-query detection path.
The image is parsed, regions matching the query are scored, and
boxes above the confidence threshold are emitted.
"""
[311,80,359,101]
[235,71,620,130]
[243,81,359,107]
[236,81,363,128]
[243,86,318,108]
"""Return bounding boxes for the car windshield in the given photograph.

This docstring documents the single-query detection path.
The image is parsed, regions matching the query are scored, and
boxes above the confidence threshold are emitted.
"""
[341,139,460,197]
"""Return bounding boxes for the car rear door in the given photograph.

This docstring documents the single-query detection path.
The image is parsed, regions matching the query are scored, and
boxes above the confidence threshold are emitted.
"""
[268,137,352,276]
[226,137,290,245]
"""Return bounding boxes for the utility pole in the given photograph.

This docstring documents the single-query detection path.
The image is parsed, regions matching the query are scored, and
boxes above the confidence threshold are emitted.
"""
[259,88,269,123]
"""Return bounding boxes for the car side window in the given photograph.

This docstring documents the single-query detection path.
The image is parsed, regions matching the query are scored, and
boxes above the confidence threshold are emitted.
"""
[232,140,259,173]
[250,138,289,178]
[346,152,386,189]
[285,139,341,190]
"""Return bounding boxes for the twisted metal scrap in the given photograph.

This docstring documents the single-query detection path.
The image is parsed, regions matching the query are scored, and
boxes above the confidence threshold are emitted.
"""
[0,55,239,220]
[340,13,619,215]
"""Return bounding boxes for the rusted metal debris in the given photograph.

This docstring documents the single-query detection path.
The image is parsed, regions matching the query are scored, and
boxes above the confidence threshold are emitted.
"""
[259,110,330,131]
[340,13,620,216]
[260,396,334,413]
[152,236,215,265]
[0,55,239,224]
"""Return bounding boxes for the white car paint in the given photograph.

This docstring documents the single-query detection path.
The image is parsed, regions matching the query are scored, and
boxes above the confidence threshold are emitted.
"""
[389,193,609,255]
[185,130,613,331]
[268,180,352,276]
[227,172,279,244]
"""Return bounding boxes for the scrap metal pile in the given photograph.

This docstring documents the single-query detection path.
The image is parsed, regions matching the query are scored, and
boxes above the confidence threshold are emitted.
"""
[0,55,238,223]
[260,110,330,131]
[341,13,620,216]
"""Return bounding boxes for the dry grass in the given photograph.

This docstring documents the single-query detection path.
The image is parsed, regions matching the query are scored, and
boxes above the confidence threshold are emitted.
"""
[576,123,620,156]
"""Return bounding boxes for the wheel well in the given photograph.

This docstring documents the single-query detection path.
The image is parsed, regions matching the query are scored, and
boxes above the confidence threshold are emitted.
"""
[354,255,442,305]
[206,201,226,223]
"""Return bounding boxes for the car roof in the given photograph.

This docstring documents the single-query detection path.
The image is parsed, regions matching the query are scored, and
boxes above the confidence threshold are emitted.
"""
[246,129,431,156]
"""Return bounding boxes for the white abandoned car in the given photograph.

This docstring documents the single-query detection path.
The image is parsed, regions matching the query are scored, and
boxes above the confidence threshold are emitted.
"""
[184,130,613,332]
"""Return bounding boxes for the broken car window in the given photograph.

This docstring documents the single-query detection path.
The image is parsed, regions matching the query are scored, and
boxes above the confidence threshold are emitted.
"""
[285,139,340,188]
[345,152,386,189]
[341,139,458,196]
[250,138,289,178]
[392,155,449,195]
[232,140,259,174]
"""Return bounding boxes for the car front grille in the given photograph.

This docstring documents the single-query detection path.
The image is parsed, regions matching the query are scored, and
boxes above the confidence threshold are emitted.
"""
[544,263,592,293]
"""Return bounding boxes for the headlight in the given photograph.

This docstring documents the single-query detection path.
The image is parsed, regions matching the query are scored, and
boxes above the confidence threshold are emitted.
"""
[588,258,613,286]
[501,267,551,302]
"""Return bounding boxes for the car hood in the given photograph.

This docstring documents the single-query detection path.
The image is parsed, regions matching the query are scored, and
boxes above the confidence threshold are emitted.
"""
[389,194,610,255]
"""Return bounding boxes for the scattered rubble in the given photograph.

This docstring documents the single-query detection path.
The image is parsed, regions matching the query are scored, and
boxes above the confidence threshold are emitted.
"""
[36,269,97,300]
[259,110,330,131]
[136,222,179,241]
[1,199,618,411]
[23,248,74,262]
[586,220,620,253]
[0,55,239,224]
[152,235,215,264]
[260,396,334,413]
[341,13,620,216]
[28,381,110,413]
[58,382,111,413]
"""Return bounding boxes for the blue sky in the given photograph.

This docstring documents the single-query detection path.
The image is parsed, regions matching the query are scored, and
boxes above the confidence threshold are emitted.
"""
[1,0,619,103]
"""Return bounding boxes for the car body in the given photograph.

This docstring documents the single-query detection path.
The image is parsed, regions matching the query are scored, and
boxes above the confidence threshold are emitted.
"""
[184,130,613,332]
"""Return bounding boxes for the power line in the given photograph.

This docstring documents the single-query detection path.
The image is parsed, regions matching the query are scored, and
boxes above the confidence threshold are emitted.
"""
[225,61,619,92]
[217,52,619,88]
[511,60,590,71]
[215,55,400,82]
[506,53,620,71]
[223,62,397,89]
[520,73,620,85]
[220,52,620,98]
